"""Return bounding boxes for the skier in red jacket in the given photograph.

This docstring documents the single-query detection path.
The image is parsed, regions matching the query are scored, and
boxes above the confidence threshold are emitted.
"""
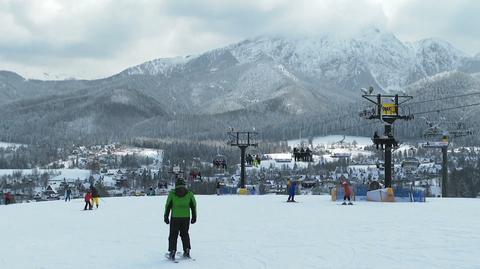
[84,191,93,210]
[341,180,353,205]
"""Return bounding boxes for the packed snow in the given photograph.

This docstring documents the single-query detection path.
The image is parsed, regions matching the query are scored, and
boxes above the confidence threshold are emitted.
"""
[1,196,479,269]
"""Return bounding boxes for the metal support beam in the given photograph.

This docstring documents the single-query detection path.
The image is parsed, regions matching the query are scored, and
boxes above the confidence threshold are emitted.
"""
[227,131,258,189]
[362,90,413,189]
[442,146,448,197]
[384,124,393,188]
[240,146,247,188]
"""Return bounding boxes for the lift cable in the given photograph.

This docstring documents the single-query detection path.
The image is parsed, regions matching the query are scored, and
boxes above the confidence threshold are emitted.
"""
[407,91,480,106]
[411,102,480,116]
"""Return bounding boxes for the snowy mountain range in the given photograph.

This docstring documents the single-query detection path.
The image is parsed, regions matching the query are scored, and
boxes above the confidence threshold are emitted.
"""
[114,27,480,115]
[123,27,478,93]
[0,27,479,142]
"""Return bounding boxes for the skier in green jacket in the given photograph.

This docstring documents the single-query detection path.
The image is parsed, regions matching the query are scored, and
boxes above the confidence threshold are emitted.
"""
[164,179,197,260]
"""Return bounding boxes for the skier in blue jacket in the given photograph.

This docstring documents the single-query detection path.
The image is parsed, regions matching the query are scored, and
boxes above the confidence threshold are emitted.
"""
[287,180,297,202]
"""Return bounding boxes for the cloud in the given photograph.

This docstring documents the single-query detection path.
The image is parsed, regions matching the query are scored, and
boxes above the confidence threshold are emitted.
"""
[0,0,478,79]
[162,0,388,37]
[383,0,480,51]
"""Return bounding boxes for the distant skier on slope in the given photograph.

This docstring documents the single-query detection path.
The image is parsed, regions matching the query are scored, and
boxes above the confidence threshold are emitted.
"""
[287,178,297,202]
[216,181,221,195]
[84,191,93,210]
[65,187,72,202]
[4,192,14,205]
[164,179,197,261]
[90,185,100,208]
[341,179,353,205]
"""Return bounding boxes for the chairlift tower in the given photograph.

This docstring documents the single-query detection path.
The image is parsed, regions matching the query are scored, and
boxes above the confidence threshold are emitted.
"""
[361,89,413,188]
[422,128,473,197]
[227,131,258,188]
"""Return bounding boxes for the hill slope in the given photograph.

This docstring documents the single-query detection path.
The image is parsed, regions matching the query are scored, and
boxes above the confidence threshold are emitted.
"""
[0,195,479,269]
[0,87,167,143]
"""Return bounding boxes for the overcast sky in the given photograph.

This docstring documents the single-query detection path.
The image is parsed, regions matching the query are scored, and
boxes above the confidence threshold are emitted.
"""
[0,0,479,80]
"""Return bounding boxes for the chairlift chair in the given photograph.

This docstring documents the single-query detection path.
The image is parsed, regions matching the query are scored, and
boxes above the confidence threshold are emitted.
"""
[246,149,262,167]
[213,154,227,170]
[292,145,313,162]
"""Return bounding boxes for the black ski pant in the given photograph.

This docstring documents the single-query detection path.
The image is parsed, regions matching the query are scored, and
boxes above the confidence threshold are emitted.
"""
[169,217,191,252]
[84,201,92,210]
[343,195,351,201]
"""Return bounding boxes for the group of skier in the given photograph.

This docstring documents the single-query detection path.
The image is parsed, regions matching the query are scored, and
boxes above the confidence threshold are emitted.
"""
[285,177,352,205]
[3,192,14,205]
[213,158,227,169]
[83,185,100,210]
[246,154,261,167]
[0,173,352,262]
[70,174,350,262]
[293,147,313,162]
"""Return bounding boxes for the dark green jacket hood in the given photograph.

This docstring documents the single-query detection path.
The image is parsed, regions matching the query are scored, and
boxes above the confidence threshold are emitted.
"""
[174,185,188,197]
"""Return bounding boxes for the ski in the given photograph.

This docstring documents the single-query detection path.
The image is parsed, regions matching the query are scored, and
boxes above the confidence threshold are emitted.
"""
[165,253,178,263]
[176,252,196,261]
[165,252,195,262]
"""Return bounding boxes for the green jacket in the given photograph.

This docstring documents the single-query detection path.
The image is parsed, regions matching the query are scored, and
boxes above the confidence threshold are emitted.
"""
[164,186,197,219]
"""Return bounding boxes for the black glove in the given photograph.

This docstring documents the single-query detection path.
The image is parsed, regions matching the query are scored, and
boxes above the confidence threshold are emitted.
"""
[164,215,170,224]
[190,217,196,224]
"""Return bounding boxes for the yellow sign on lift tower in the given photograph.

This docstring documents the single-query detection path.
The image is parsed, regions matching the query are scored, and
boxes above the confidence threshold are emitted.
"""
[382,103,398,116]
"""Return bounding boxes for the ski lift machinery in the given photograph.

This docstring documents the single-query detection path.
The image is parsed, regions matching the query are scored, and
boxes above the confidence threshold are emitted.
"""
[360,88,414,188]
[420,113,475,197]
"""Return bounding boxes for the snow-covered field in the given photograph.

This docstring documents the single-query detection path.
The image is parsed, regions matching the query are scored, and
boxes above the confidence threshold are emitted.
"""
[1,196,479,269]
[113,147,163,163]
[288,135,373,149]
[0,141,23,149]
[0,168,91,180]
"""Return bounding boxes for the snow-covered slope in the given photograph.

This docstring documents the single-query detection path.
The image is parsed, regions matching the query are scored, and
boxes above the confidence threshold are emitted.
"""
[122,27,472,95]
[1,196,479,269]
[124,56,194,77]
[413,38,467,76]
[227,30,472,93]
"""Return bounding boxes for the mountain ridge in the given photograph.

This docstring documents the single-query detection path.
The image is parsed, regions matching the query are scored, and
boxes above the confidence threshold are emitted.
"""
[1,28,480,143]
